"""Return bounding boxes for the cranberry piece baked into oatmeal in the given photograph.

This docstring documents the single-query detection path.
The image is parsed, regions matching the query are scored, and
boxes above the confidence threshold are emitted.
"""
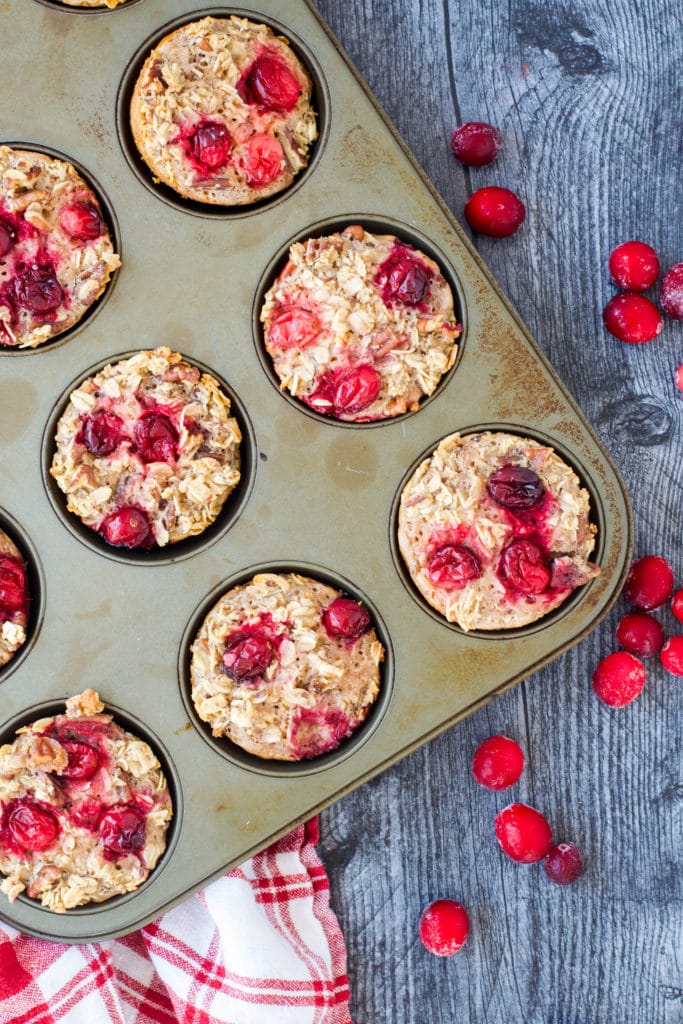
[50,347,241,549]
[130,16,318,206]
[260,225,460,421]
[190,573,384,760]
[0,146,120,349]
[0,690,172,912]
[0,528,29,669]
[398,431,600,630]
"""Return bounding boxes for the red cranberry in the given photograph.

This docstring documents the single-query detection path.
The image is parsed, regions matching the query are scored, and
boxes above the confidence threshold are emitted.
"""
[97,805,145,857]
[242,133,284,187]
[616,612,664,657]
[15,265,64,315]
[494,803,553,863]
[77,412,125,457]
[5,799,59,852]
[592,651,645,707]
[602,293,663,343]
[676,365,683,392]
[427,543,482,590]
[624,555,674,610]
[99,507,153,549]
[134,412,178,463]
[418,899,470,956]
[608,241,660,291]
[464,186,525,237]
[450,121,502,166]
[240,54,301,112]
[222,631,275,682]
[671,590,683,624]
[499,539,550,595]
[189,122,232,171]
[660,636,683,677]
[544,842,584,885]
[60,740,100,781]
[289,706,352,759]
[0,220,16,258]
[660,263,683,320]
[374,246,433,308]
[334,364,382,416]
[322,597,371,640]
[487,464,544,510]
[268,306,320,350]
[471,735,524,790]
[0,556,27,619]
[59,201,104,241]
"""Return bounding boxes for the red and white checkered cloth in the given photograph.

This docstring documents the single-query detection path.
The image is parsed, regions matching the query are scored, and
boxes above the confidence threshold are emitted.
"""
[0,819,352,1024]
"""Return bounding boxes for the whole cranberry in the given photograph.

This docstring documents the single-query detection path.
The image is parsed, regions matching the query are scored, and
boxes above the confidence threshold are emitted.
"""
[471,735,524,790]
[592,651,645,707]
[494,803,553,863]
[544,842,584,885]
[418,899,470,956]
[133,412,178,463]
[99,506,153,549]
[60,739,100,781]
[660,636,683,676]
[322,597,371,640]
[222,631,275,682]
[5,799,59,852]
[268,306,320,350]
[602,293,663,343]
[240,54,301,112]
[242,133,283,187]
[0,220,16,258]
[608,241,660,291]
[499,539,550,595]
[0,556,27,619]
[624,555,674,610]
[676,365,683,393]
[78,412,125,457]
[15,264,64,315]
[615,612,665,657]
[487,464,544,510]
[189,122,232,171]
[671,590,683,624]
[450,121,502,166]
[660,263,683,320]
[464,186,525,238]
[427,543,483,590]
[59,201,103,241]
[98,805,145,857]
[333,364,382,416]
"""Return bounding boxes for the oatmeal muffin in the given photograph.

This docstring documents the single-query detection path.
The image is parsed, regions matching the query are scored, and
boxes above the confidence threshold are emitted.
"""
[0,690,172,912]
[0,146,120,349]
[260,225,460,421]
[398,431,600,630]
[190,573,384,760]
[59,0,127,7]
[50,347,241,549]
[130,15,318,206]
[0,529,29,669]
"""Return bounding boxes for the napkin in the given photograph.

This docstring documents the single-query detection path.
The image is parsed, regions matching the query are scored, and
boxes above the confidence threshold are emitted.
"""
[0,818,352,1024]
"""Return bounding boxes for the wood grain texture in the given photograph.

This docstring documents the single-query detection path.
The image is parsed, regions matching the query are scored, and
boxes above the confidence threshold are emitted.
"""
[311,1,683,1021]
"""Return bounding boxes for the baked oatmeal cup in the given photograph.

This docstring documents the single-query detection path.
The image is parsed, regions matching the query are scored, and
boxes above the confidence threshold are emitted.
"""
[130,15,318,206]
[57,0,127,7]
[0,690,172,912]
[0,146,120,349]
[398,431,600,630]
[0,528,29,669]
[260,225,460,421]
[190,572,384,761]
[50,347,242,549]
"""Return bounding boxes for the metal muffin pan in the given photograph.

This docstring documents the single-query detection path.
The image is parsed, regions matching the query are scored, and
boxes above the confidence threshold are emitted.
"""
[0,0,631,941]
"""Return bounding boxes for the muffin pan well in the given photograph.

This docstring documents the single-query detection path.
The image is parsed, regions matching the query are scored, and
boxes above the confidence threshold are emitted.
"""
[0,0,631,941]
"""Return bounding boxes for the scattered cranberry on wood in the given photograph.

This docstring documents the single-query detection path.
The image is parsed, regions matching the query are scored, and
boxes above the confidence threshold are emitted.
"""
[671,590,683,624]
[660,636,683,677]
[464,186,526,238]
[592,651,645,707]
[544,842,584,885]
[602,293,663,343]
[660,263,683,320]
[494,803,553,863]
[675,365,683,393]
[418,898,470,956]
[624,555,674,610]
[608,240,660,292]
[450,121,503,166]
[471,735,524,790]
[615,612,665,657]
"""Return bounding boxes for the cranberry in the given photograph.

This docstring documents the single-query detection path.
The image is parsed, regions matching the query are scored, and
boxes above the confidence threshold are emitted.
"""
[77,411,125,457]
[660,636,683,676]
[494,803,553,863]
[428,543,483,590]
[334,364,382,416]
[222,631,275,682]
[672,590,683,624]
[5,799,59,853]
[450,121,503,167]
[471,735,524,790]
[676,365,683,392]
[660,263,683,320]
[0,220,16,258]
[418,899,470,956]
[242,133,284,187]
[239,54,301,112]
[0,556,27,619]
[499,539,550,595]
[268,306,320,350]
[134,412,178,463]
[59,201,103,241]
[99,507,153,549]
[60,740,100,781]
[322,597,371,640]
[289,706,352,759]
[616,612,664,657]
[602,293,663,343]
[70,798,103,831]
[544,842,584,885]
[487,464,544,510]
[592,651,645,707]
[189,122,232,171]
[97,805,145,857]
[464,186,525,238]
[624,555,674,610]
[374,246,433,308]
[15,265,63,315]
[608,241,660,291]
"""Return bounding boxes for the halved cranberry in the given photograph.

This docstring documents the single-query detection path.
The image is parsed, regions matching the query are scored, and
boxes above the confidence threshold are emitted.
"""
[268,306,320,349]
[322,597,371,640]
[97,804,145,858]
[133,412,178,463]
[0,556,27,619]
[333,364,382,415]
[616,612,664,657]
[242,133,284,187]
[428,544,482,590]
[59,201,104,241]
[450,121,503,167]
[189,122,232,171]
[99,507,153,549]
[487,464,544,510]
[15,265,63,315]
[60,739,99,781]
[499,539,551,595]
[464,186,526,237]
[494,803,553,863]
[374,246,433,308]
[5,799,59,853]
[289,706,352,759]
[419,899,470,956]
[608,240,660,291]
[239,54,301,112]
[222,631,275,682]
[544,842,584,885]
[602,293,663,343]
[624,555,674,610]
[0,220,16,258]
[660,263,683,320]
[77,411,125,457]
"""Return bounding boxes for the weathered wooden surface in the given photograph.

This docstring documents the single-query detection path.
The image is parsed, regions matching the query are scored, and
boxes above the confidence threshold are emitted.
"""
[312,2,683,1021]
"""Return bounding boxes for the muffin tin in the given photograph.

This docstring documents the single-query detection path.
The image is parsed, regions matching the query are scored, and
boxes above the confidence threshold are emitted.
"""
[0,0,631,941]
